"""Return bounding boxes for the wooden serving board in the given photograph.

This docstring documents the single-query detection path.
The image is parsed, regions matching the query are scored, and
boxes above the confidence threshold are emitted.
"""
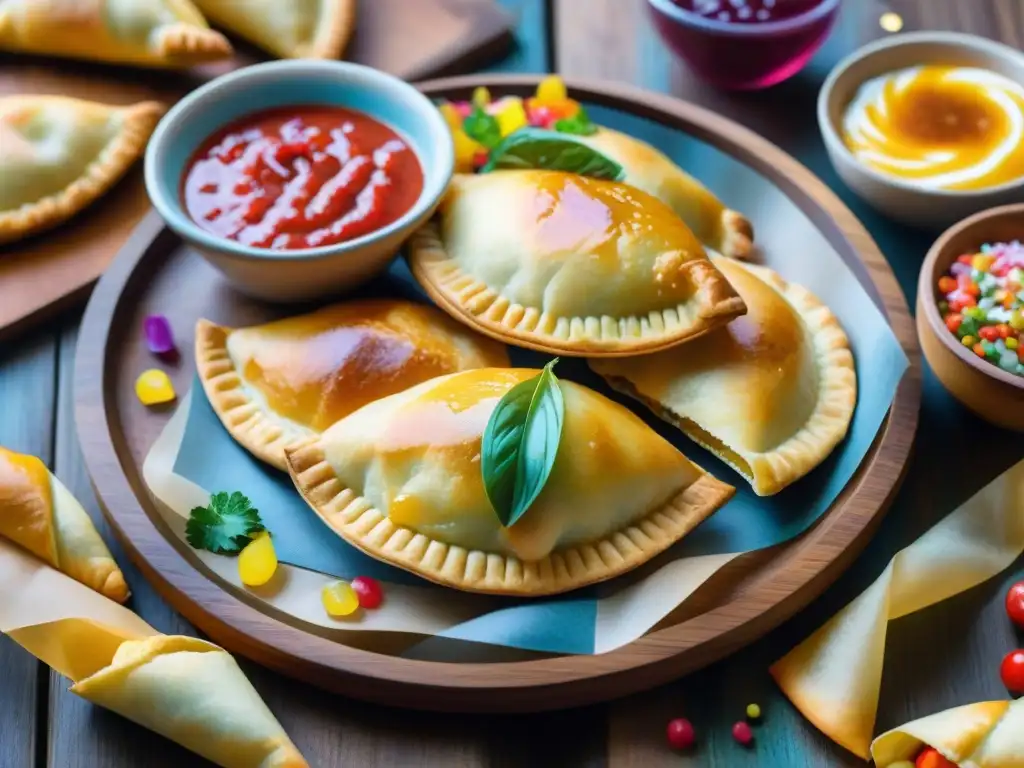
[74,74,921,712]
[0,0,514,341]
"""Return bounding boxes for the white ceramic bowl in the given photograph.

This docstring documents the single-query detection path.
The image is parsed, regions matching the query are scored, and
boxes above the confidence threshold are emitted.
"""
[818,32,1024,231]
[145,60,454,303]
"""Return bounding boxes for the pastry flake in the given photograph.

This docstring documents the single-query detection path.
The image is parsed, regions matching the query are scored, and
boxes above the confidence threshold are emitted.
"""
[871,699,1024,768]
[0,0,233,67]
[0,96,164,245]
[407,170,747,357]
[579,127,755,259]
[284,368,735,596]
[194,0,356,59]
[591,257,856,496]
[0,446,128,602]
[196,299,510,471]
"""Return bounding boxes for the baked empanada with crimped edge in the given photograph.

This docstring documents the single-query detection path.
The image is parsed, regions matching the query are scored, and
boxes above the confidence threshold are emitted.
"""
[0,97,164,245]
[591,257,856,496]
[195,299,510,472]
[0,0,233,68]
[194,0,356,59]
[284,368,735,596]
[0,446,129,602]
[407,170,747,358]
[578,126,755,260]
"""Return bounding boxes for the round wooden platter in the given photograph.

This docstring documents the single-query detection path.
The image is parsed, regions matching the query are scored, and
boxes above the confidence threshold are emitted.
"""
[75,74,921,713]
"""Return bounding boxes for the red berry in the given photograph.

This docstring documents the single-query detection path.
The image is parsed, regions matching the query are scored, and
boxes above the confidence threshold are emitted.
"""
[980,326,1001,342]
[732,721,753,746]
[666,718,695,750]
[1000,649,1024,694]
[1008,582,1024,629]
[351,576,383,609]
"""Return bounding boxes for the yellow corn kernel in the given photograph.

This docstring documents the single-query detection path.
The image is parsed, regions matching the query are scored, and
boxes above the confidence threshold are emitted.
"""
[322,580,360,617]
[961,335,975,347]
[437,102,463,131]
[535,75,567,104]
[238,532,277,587]
[497,99,528,136]
[452,128,481,172]
[472,86,491,107]
[972,254,994,272]
[135,369,176,406]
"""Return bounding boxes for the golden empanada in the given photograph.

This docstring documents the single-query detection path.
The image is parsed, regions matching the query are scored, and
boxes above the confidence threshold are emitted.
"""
[0,0,232,68]
[407,170,747,357]
[285,368,735,595]
[72,635,308,767]
[591,257,856,496]
[871,699,1024,768]
[579,127,754,259]
[196,299,509,471]
[0,446,128,602]
[194,0,356,59]
[0,96,164,244]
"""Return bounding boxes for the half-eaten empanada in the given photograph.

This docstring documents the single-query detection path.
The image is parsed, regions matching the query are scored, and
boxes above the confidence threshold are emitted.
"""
[0,446,129,602]
[0,0,233,68]
[579,127,754,259]
[0,96,164,245]
[591,257,856,496]
[196,299,510,471]
[285,368,735,595]
[407,170,747,357]
[194,0,356,59]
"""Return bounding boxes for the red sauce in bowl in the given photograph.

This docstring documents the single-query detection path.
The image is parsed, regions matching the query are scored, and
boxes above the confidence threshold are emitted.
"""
[182,106,424,251]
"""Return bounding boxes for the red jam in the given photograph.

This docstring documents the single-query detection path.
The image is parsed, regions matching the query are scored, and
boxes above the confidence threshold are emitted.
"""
[182,106,424,250]
[673,0,824,23]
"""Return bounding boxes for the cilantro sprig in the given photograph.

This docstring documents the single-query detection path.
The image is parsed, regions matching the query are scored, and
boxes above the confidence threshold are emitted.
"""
[186,491,265,555]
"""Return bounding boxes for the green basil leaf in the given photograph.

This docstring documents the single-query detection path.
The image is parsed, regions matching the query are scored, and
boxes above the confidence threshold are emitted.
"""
[481,127,624,180]
[463,105,502,149]
[554,106,598,136]
[481,359,565,528]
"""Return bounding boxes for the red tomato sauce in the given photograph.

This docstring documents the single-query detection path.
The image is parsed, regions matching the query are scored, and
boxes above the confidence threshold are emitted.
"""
[182,106,424,250]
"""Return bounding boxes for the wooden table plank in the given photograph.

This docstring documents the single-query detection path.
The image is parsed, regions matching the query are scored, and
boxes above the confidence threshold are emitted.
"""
[0,331,57,768]
[37,4,615,768]
[555,1,1024,766]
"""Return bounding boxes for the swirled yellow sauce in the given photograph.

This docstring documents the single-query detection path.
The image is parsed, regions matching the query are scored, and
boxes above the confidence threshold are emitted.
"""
[842,65,1024,191]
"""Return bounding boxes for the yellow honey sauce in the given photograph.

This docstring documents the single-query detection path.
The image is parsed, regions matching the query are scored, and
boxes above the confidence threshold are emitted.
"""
[842,65,1024,191]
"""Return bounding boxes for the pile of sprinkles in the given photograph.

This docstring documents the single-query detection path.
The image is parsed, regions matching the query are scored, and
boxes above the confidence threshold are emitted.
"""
[937,240,1024,376]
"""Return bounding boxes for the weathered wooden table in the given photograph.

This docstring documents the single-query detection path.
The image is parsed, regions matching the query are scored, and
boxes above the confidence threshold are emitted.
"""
[2,1,1023,765]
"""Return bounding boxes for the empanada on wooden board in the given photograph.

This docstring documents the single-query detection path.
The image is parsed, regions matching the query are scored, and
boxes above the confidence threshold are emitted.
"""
[591,256,856,496]
[0,0,233,68]
[0,95,164,245]
[286,368,735,596]
[408,170,746,357]
[196,299,509,471]
[0,446,128,602]
[580,126,754,259]
[871,699,1024,768]
[194,0,356,59]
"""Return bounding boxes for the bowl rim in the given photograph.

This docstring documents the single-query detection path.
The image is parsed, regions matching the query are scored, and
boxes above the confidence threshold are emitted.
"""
[143,59,454,263]
[646,0,840,36]
[817,30,1024,200]
[919,202,1024,392]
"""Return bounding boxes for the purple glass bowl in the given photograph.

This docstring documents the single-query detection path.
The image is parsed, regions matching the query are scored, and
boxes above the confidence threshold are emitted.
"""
[646,0,841,90]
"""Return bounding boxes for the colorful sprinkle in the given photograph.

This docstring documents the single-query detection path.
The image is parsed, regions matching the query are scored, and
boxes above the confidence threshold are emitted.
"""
[322,580,360,617]
[665,718,695,751]
[351,576,383,609]
[238,531,277,586]
[937,240,1024,377]
[135,369,176,406]
[143,314,176,355]
[732,721,754,746]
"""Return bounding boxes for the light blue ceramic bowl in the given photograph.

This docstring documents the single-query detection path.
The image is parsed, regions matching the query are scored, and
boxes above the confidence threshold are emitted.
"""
[145,60,454,303]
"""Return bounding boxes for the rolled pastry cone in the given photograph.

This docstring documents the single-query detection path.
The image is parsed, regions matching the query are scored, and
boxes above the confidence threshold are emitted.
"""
[871,699,1023,767]
[0,446,128,602]
[72,635,307,768]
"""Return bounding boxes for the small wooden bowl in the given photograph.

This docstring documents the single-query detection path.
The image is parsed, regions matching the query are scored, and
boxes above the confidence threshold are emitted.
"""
[918,204,1024,431]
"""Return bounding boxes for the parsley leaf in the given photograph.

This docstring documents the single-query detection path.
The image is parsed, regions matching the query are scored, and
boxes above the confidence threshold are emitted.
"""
[463,105,502,149]
[554,106,598,136]
[185,491,265,555]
